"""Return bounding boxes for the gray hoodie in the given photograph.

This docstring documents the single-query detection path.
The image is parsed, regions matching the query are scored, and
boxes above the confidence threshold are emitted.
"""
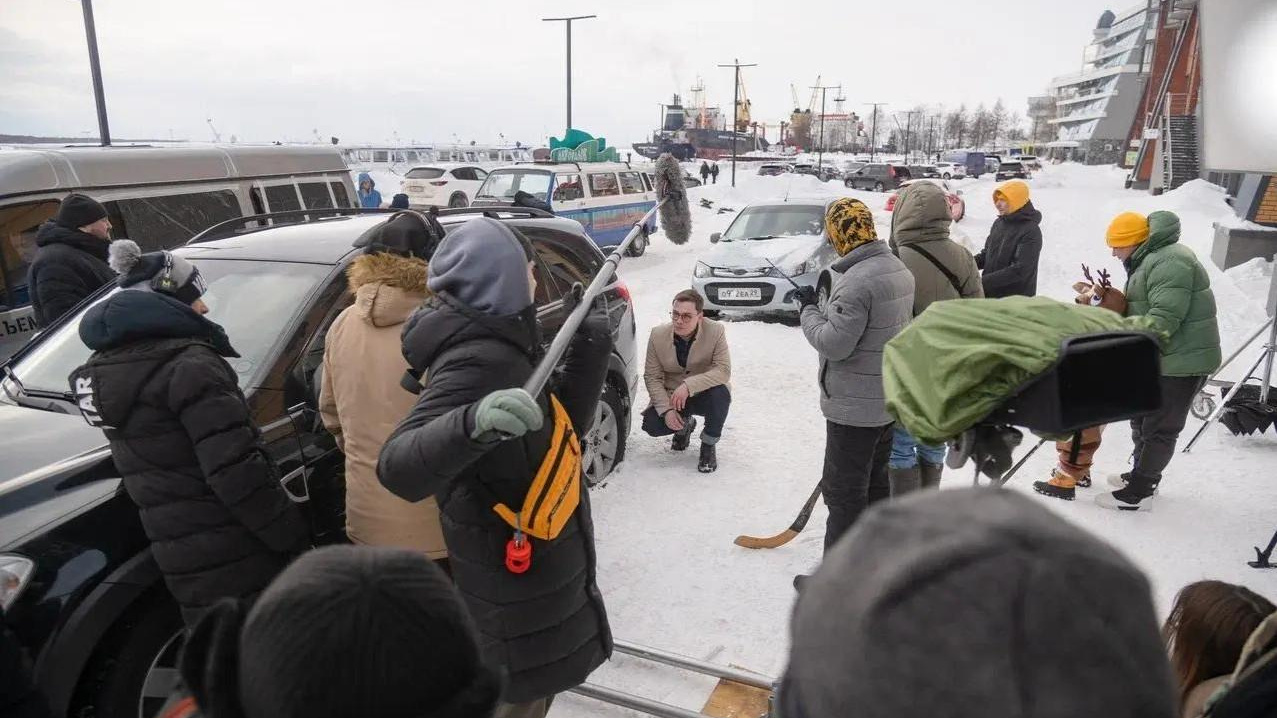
[781,488,1176,718]
[426,217,534,316]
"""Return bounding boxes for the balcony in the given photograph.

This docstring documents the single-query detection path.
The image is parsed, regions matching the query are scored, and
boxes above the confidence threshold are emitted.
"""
[1050,110,1108,125]
[1057,90,1118,107]
[1050,64,1142,89]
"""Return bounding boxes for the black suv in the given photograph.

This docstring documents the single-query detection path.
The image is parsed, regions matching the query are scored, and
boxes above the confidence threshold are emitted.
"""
[844,163,912,191]
[0,208,638,718]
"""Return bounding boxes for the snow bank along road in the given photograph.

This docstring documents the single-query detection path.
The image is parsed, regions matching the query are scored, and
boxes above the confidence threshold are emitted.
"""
[542,164,1277,717]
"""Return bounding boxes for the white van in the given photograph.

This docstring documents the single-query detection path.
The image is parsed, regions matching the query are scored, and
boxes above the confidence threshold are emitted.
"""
[470,161,658,256]
[0,144,356,360]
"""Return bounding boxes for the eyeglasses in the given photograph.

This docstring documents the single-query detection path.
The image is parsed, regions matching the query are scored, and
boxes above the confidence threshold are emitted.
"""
[671,310,700,322]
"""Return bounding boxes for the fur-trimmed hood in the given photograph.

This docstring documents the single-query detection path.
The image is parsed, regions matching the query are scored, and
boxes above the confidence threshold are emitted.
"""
[347,253,430,328]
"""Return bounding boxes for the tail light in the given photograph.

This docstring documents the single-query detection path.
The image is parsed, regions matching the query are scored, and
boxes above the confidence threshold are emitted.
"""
[430,181,449,186]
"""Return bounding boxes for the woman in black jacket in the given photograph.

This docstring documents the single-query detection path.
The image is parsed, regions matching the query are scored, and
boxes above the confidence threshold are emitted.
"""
[378,218,612,718]
[70,240,309,625]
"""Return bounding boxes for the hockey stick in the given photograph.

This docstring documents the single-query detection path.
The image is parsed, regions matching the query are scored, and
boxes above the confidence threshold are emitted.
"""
[734,484,823,549]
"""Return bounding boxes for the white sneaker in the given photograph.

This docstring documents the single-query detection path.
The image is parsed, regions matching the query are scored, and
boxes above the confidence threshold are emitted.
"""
[1096,491,1154,512]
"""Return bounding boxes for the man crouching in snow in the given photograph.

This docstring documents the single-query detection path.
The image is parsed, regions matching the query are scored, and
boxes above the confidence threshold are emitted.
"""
[794,198,914,556]
[377,218,612,718]
[641,289,732,473]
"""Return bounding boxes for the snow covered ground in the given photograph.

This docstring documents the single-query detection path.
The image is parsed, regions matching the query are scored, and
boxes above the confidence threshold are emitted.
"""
[546,164,1277,717]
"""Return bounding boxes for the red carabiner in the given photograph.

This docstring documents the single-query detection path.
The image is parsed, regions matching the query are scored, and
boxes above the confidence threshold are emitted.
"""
[505,531,532,574]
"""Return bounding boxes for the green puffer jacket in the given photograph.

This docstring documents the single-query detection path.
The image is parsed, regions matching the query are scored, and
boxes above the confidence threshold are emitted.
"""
[1124,211,1221,377]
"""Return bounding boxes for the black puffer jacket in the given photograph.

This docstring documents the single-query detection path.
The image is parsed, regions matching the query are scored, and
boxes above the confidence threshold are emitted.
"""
[70,290,309,625]
[378,293,612,703]
[26,222,116,326]
[975,202,1043,298]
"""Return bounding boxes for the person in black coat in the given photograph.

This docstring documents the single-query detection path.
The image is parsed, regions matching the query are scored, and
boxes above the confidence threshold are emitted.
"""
[378,217,612,717]
[975,180,1043,298]
[70,240,309,626]
[27,193,117,326]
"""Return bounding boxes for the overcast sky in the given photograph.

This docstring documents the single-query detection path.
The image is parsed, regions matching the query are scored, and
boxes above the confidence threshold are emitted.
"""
[1,0,1125,147]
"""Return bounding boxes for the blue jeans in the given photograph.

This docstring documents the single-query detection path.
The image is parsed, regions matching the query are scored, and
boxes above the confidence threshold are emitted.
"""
[889,425,946,469]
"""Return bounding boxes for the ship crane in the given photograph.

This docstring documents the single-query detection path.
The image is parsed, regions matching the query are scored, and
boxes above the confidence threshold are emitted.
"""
[206,118,221,143]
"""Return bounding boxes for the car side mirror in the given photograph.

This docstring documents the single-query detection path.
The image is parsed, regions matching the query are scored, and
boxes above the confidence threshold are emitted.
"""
[710,232,721,243]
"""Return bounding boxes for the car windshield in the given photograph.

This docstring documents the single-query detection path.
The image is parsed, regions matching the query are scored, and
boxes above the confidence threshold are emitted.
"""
[405,167,446,179]
[476,170,552,202]
[7,259,331,397]
[721,205,825,241]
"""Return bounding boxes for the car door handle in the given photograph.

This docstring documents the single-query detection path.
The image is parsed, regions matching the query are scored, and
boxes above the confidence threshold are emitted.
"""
[280,465,312,503]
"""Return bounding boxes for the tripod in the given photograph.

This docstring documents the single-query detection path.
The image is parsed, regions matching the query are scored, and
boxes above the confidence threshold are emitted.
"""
[1182,316,1276,453]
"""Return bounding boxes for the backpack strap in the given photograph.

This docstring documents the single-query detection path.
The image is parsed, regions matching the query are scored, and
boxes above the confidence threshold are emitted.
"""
[906,243,966,299]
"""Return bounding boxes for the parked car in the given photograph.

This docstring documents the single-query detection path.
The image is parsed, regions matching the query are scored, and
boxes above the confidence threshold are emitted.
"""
[0,206,638,718]
[757,163,790,177]
[693,200,837,315]
[941,150,987,179]
[907,165,941,179]
[818,165,842,182]
[933,162,967,180]
[884,179,967,221]
[399,164,488,208]
[1018,155,1042,170]
[995,159,1031,181]
[844,164,913,191]
[684,172,704,187]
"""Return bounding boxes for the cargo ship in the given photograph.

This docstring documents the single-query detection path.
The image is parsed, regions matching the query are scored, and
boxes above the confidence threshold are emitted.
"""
[633,85,769,160]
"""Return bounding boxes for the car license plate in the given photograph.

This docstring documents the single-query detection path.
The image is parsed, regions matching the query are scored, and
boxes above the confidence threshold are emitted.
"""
[719,288,762,301]
[407,185,424,192]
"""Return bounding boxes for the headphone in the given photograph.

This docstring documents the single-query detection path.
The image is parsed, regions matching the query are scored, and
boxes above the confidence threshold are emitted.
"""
[152,252,178,294]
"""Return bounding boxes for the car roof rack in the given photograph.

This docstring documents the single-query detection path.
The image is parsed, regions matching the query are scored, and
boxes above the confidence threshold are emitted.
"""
[431,206,555,220]
[513,160,582,169]
[186,207,395,245]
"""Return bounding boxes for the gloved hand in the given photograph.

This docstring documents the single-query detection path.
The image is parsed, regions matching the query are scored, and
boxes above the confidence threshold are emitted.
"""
[470,388,544,442]
[793,285,819,309]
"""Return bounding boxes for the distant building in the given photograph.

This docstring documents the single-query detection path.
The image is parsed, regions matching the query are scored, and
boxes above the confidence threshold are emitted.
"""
[1045,4,1156,165]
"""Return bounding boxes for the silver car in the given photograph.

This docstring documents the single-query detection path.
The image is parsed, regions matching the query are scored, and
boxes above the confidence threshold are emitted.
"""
[692,200,837,315]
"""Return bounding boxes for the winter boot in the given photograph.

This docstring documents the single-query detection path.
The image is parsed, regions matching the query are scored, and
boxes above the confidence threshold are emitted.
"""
[920,462,943,489]
[1033,470,1077,501]
[698,442,718,473]
[1096,487,1154,512]
[671,416,697,451]
[1107,472,1157,495]
[889,466,922,497]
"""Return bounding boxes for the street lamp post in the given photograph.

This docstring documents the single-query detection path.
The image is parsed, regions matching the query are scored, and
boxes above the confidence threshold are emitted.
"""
[717,58,757,187]
[79,0,111,146]
[810,83,839,173]
[542,15,597,135]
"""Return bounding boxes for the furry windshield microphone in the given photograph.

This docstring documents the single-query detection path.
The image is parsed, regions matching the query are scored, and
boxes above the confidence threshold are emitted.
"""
[654,153,691,245]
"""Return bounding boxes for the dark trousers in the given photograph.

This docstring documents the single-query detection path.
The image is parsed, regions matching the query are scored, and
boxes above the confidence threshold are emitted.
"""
[642,385,731,442]
[821,421,894,553]
[1128,375,1207,495]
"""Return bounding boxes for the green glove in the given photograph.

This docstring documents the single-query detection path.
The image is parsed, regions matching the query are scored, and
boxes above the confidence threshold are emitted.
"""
[471,388,544,442]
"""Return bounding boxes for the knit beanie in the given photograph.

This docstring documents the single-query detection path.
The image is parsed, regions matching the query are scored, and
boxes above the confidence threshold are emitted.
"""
[825,198,877,256]
[364,212,443,261]
[1107,212,1150,248]
[390,193,411,209]
[108,240,207,306]
[233,546,501,718]
[993,180,1030,215]
[781,488,1177,718]
[56,193,108,229]
[427,217,535,316]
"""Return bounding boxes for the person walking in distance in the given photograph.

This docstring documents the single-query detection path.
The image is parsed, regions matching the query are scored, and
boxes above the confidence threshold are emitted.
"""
[26,193,116,326]
[795,198,914,561]
[378,218,613,718]
[641,290,732,473]
[710,163,720,184]
[975,179,1043,298]
[1100,211,1220,511]
[699,161,711,184]
[319,213,448,568]
[888,181,982,495]
[70,240,310,625]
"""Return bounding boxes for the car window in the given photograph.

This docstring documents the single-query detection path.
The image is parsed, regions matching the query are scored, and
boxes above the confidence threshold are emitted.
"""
[587,173,620,197]
[264,184,302,213]
[553,174,584,201]
[452,168,475,182]
[618,172,645,195]
[474,168,488,181]
[405,167,445,180]
[641,173,653,191]
[330,181,351,208]
[721,205,825,241]
[9,259,332,395]
[104,190,244,250]
[476,170,551,202]
[298,182,334,209]
[0,200,59,308]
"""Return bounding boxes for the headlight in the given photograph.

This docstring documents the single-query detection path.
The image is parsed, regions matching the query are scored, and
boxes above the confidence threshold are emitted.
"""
[694,261,711,279]
[773,259,815,277]
[0,555,35,611]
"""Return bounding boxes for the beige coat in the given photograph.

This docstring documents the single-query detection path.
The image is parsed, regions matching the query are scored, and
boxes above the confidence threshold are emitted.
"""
[319,253,446,559]
[644,318,731,414]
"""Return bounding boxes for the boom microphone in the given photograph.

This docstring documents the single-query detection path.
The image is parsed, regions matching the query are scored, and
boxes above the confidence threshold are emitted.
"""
[654,153,691,245]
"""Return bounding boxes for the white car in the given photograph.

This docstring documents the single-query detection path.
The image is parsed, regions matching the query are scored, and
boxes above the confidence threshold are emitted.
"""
[693,200,837,315]
[933,162,967,180]
[399,164,488,208]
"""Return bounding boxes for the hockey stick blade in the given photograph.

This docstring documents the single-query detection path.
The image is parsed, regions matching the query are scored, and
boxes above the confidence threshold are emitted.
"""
[734,484,823,550]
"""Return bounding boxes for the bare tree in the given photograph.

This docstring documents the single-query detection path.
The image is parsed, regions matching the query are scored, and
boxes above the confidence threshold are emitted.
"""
[969,103,991,149]
[1005,111,1026,144]
[945,104,969,149]
[989,98,1008,150]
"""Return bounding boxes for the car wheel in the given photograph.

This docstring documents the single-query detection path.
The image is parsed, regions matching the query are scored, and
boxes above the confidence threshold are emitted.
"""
[626,229,648,257]
[448,193,468,208]
[702,309,721,318]
[583,382,627,487]
[844,179,852,188]
[874,182,884,192]
[72,589,184,718]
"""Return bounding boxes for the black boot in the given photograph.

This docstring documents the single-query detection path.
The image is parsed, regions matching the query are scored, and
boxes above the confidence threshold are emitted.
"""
[671,416,697,451]
[698,442,717,473]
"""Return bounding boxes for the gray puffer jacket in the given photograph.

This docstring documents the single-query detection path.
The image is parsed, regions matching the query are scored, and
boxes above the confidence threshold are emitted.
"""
[801,241,915,426]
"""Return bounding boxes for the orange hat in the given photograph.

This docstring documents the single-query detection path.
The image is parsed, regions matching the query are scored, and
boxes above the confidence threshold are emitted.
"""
[993,180,1030,214]
[1106,212,1150,248]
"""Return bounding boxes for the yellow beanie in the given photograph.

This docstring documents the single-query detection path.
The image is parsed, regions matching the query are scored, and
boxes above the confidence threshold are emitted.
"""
[1106,212,1150,248]
[993,180,1030,214]
[825,198,877,256]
